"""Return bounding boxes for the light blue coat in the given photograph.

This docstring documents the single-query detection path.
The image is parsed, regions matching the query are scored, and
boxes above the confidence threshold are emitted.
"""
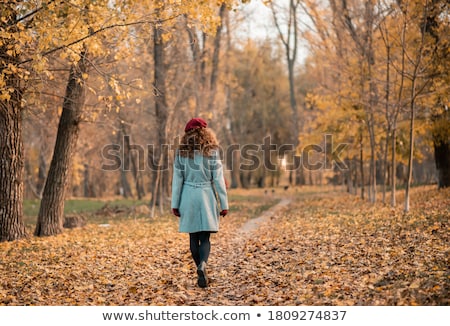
[171,150,228,233]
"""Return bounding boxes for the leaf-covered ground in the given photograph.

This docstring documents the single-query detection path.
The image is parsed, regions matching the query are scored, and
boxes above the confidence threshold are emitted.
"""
[0,186,448,306]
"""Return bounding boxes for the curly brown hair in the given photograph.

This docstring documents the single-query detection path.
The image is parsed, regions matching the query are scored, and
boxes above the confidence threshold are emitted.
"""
[178,127,219,158]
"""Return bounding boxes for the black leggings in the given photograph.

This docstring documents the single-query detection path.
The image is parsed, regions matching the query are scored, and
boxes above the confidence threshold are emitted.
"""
[189,231,211,266]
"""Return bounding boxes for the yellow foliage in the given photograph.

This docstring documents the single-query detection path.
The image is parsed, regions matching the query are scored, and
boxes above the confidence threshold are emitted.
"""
[0,92,11,101]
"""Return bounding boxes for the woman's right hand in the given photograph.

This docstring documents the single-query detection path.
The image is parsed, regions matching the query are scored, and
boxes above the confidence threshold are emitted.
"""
[172,208,180,217]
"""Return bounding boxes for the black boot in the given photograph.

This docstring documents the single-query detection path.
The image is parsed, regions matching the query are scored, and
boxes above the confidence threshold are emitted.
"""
[197,261,208,288]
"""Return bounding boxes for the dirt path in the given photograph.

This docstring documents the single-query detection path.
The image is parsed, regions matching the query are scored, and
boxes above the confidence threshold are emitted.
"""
[192,196,294,304]
[238,197,292,235]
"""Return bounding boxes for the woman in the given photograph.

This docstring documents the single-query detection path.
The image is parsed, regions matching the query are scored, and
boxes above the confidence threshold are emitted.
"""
[171,117,229,288]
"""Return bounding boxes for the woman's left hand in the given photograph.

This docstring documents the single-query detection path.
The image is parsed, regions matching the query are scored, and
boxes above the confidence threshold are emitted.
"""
[220,209,228,217]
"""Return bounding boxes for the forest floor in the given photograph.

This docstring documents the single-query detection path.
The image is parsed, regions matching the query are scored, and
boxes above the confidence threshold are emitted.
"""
[0,185,448,306]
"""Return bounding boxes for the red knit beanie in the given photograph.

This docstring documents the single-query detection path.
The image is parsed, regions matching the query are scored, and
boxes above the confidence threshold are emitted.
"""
[184,117,207,132]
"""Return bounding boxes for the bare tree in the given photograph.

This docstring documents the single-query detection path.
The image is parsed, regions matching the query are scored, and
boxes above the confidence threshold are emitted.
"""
[223,7,242,188]
[403,1,433,212]
[185,3,227,116]
[328,0,379,203]
[270,0,302,185]
[150,7,169,215]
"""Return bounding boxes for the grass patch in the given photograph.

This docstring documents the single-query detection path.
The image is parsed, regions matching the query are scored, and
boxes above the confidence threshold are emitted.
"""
[23,198,149,226]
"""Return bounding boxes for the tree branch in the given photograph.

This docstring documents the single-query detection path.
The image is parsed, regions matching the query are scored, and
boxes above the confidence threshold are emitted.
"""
[18,15,181,66]
[14,0,59,25]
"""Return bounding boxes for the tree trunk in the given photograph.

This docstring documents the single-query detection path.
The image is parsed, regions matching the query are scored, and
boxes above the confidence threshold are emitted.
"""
[271,0,300,185]
[365,0,377,204]
[185,20,206,116]
[223,8,242,189]
[186,3,226,116]
[207,3,226,113]
[352,157,358,195]
[382,133,389,204]
[35,51,88,236]
[432,109,450,189]
[390,3,409,208]
[404,97,415,212]
[223,112,242,188]
[404,0,428,212]
[116,129,133,198]
[25,159,40,199]
[390,127,397,207]
[120,169,132,198]
[0,104,27,242]
[0,5,27,242]
[359,133,365,200]
[434,138,450,189]
[37,150,47,196]
[150,13,169,211]
[151,154,163,218]
[123,134,145,200]
[382,35,391,205]
[83,164,96,197]
[287,46,301,186]
[368,122,377,203]
[425,0,450,188]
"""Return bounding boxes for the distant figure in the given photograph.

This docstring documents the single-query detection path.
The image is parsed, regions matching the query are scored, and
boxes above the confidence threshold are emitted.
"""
[171,117,228,288]
[284,185,289,191]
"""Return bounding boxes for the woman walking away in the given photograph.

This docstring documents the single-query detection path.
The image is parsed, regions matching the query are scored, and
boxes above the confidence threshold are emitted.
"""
[171,118,229,288]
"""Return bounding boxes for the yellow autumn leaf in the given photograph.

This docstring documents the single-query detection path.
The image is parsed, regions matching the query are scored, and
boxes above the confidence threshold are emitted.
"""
[0,92,11,101]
